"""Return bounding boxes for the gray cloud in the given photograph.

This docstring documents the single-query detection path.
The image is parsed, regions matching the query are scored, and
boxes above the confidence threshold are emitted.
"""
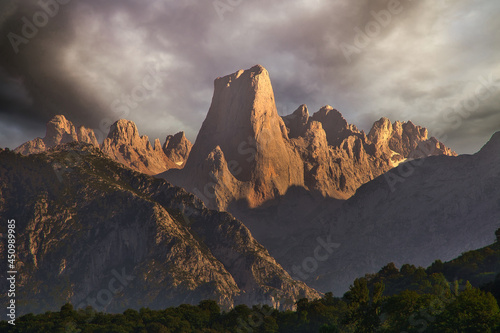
[0,0,498,153]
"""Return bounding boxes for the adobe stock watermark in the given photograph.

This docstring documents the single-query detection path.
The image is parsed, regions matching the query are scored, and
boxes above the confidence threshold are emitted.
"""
[398,283,466,333]
[339,0,408,64]
[76,268,135,312]
[52,150,83,183]
[384,73,499,192]
[236,291,295,333]
[7,0,73,54]
[440,74,500,133]
[213,0,244,21]
[93,62,166,143]
[291,235,340,282]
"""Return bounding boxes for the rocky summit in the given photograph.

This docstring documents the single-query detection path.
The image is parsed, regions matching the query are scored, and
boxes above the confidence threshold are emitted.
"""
[15,115,191,175]
[163,131,193,167]
[101,119,179,175]
[163,65,456,211]
[15,115,95,155]
[167,65,304,210]
[0,143,319,315]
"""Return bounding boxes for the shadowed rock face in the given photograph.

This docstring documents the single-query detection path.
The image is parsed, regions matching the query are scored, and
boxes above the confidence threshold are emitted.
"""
[282,104,309,139]
[310,131,500,293]
[163,131,193,167]
[234,131,499,296]
[15,116,192,176]
[0,143,320,315]
[163,65,456,211]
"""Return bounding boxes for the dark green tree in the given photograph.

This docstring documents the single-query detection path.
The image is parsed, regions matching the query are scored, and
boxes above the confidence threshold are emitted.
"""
[432,285,500,332]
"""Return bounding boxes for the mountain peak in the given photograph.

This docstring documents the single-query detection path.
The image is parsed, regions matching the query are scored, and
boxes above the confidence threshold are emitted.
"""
[44,114,78,147]
[368,117,393,146]
[107,119,140,143]
[187,65,292,175]
[163,131,193,165]
[14,114,83,155]
[282,104,310,138]
[177,65,303,208]
[311,106,352,147]
[102,119,177,175]
[478,131,500,157]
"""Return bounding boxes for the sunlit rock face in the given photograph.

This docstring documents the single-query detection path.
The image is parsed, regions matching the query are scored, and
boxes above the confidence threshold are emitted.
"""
[164,65,456,211]
[163,131,193,167]
[15,116,191,175]
[15,115,82,155]
[101,119,179,175]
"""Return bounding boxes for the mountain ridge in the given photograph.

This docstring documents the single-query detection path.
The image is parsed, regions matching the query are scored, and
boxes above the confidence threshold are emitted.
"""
[14,116,192,176]
[0,142,320,314]
[162,65,457,211]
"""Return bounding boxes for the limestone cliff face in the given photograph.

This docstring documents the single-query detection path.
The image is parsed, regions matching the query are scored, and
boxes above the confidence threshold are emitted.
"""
[0,143,320,315]
[77,125,99,146]
[165,65,456,211]
[311,105,362,147]
[15,115,81,155]
[163,131,193,167]
[101,119,179,175]
[175,65,305,209]
[15,116,190,176]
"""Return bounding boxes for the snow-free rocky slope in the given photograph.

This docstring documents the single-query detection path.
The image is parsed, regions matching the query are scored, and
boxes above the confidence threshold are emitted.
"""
[15,116,192,176]
[0,143,319,315]
[163,65,455,212]
[265,131,500,294]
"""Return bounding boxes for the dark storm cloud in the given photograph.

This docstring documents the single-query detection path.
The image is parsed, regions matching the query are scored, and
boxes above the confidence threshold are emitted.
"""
[0,0,498,153]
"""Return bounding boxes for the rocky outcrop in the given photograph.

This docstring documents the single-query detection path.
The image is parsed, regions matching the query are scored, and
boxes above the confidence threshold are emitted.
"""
[311,105,362,147]
[167,65,305,209]
[282,104,310,138]
[409,137,458,159]
[0,143,320,315]
[14,137,47,155]
[101,119,179,175]
[163,132,193,167]
[14,116,186,176]
[368,117,457,160]
[45,115,79,146]
[77,125,99,146]
[15,115,84,155]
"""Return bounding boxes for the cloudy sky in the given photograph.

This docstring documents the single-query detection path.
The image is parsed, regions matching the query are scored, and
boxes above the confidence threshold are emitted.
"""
[0,0,499,154]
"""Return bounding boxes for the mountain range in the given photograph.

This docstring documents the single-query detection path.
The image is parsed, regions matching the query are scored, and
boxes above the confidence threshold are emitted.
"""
[0,143,318,314]
[15,115,193,175]
[162,65,456,211]
[2,64,498,313]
